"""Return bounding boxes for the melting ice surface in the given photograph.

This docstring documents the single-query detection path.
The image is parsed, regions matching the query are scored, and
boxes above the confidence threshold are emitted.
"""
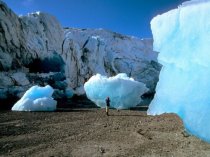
[84,73,148,109]
[12,85,57,111]
[147,0,210,143]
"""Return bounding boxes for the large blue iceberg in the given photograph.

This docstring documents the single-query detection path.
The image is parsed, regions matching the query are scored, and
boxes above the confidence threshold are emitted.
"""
[84,73,148,109]
[12,85,57,111]
[147,0,210,143]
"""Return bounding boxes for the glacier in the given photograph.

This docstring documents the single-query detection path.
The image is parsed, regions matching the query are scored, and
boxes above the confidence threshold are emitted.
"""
[12,85,57,111]
[147,0,210,143]
[84,73,148,109]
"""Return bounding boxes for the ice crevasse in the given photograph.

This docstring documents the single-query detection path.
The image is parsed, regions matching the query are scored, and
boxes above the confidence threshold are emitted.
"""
[147,0,210,143]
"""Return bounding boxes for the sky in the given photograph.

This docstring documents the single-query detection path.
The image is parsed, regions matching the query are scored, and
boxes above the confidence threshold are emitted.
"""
[3,0,187,38]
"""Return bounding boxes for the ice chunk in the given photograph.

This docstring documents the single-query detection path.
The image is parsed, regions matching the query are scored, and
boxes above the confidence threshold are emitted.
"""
[148,0,210,143]
[12,85,57,111]
[181,0,209,7]
[84,73,148,109]
[65,87,74,98]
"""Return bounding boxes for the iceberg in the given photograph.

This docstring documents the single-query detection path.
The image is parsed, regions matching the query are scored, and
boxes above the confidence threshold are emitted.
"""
[147,0,210,143]
[84,73,148,109]
[12,85,57,111]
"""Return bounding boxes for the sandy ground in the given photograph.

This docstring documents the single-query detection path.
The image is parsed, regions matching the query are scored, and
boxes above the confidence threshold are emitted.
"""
[1,108,210,157]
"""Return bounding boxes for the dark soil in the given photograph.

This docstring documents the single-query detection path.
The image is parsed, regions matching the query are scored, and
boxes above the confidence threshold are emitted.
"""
[1,107,210,157]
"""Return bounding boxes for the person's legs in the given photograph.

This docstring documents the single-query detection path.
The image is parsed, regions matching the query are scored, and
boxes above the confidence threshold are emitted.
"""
[106,106,109,116]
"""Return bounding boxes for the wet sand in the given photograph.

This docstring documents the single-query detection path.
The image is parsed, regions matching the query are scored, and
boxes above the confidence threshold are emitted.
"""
[0,108,210,157]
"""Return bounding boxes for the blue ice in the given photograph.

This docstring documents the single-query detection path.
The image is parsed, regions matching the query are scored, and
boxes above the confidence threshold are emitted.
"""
[84,73,148,109]
[12,85,57,111]
[147,1,210,143]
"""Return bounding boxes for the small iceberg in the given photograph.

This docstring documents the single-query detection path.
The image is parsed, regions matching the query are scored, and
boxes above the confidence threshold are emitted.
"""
[12,85,57,111]
[84,73,148,109]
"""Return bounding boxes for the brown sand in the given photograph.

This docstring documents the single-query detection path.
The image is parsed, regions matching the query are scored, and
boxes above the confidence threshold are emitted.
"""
[0,109,210,157]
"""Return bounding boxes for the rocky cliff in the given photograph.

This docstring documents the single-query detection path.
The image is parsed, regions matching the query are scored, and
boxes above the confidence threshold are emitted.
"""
[0,0,161,109]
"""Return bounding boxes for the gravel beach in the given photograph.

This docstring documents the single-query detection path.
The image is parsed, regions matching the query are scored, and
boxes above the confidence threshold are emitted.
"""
[1,107,210,157]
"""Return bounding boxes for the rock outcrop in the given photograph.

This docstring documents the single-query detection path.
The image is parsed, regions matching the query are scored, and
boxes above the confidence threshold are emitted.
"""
[0,0,161,109]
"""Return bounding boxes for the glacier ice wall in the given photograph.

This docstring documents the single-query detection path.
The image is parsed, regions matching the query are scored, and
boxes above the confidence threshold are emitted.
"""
[84,73,148,109]
[12,85,57,111]
[147,0,210,143]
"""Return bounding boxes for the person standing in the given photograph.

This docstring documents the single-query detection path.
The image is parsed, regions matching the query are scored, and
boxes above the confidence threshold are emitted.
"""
[105,97,110,116]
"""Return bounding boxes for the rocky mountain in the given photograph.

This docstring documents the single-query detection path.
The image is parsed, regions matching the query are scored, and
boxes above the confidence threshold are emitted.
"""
[0,0,161,109]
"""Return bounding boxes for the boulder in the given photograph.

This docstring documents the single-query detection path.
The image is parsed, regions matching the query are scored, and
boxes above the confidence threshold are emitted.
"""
[11,72,30,86]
